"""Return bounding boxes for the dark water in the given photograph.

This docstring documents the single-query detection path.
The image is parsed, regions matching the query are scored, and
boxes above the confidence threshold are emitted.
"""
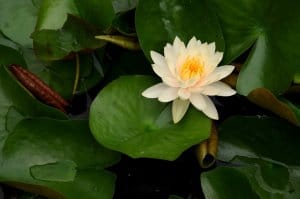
[111,149,206,199]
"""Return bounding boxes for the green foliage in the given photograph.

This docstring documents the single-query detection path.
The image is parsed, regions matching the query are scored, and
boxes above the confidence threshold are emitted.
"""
[1,0,300,198]
[135,0,224,59]
[89,76,211,160]
[211,0,300,95]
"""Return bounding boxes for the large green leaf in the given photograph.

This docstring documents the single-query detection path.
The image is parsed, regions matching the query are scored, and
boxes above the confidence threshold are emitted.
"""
[217,116,300,166]
[135,0,224,59]
[211,0,300,95]
[201,159,300,199]
[0,119,119,199]
[0,0,40,47]
[0,45,120,199]
[89,76,211,160]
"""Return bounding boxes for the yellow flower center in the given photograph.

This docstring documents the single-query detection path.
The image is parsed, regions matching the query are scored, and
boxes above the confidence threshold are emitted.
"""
[179,57,203,81]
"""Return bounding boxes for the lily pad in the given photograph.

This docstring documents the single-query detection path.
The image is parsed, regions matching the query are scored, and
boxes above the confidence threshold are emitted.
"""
[89,75,211,160]
[36,0,78,30]
[212,0,300,95]
[32,15,105,61]
[0,0,39,47]
[0,45,120,199]
[135,0,224,59]
[201,159,300,199]
[218,116,300,166]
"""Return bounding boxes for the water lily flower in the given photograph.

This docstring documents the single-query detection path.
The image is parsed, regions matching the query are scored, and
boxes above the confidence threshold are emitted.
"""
[142,37,236,123]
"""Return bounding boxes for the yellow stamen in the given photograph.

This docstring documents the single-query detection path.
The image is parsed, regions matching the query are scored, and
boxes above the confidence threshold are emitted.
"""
[179,57,203,81]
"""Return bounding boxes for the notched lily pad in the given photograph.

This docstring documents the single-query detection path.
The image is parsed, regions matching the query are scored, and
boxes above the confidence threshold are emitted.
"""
[89,75,211,160]
[212,0,300,95]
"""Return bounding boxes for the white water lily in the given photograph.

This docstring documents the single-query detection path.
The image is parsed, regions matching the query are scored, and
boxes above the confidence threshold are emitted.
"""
[142,37,236,123]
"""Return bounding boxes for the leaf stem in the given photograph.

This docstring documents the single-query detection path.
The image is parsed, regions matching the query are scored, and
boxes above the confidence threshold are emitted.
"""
[72,53,80,95]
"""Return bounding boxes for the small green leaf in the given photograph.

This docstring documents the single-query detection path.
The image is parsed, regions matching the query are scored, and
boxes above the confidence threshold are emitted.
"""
[135,0,224,60]
[30,160,77,182]
[32,14,105,61]
[89,76,211,160]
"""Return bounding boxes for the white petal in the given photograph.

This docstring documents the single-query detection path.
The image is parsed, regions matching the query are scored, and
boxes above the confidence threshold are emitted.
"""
[207,42,216,54]
[178,88,191,100]
[187,36,198,49]
[172,99,190,123]
[201,81,236,96]
[190,94,206,111]
[152,64,172,78]
[202,65,235,86]
[142,83,168,98]
[162,76,180,87]
[201,96,219,120]
[164,44,177,76]
[150,51,166,66]
[158,87,179,102]
[173,36,185,54]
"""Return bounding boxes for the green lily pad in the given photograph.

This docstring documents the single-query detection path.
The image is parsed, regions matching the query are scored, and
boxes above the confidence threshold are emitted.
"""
[0,45,120,199]
[32,14,105,61]
[0,0,39,47]
[74,0,115,30]
[135,0,224,60]
[201,159,300,199]
[89,75,211,160]
[211,0,300,95]
[36,0,78,30]
[0,118,119,199]
[218,116,300,166]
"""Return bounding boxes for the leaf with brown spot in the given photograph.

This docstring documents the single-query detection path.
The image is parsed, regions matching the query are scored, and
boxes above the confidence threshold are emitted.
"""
[248,88,300,125]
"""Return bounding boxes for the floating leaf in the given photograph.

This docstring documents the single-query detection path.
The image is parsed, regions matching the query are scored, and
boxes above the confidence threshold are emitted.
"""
[135,0,224,59]
[36,0,78,30]
[32,15,105,61]
[201,158,300,199]
[74,0,115,30]
[89,76,211,160]
[0,118,119,199]
[0,45,120,198]
[211,0,300,95]
[0,0,39,47]
[218,116,300,166]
